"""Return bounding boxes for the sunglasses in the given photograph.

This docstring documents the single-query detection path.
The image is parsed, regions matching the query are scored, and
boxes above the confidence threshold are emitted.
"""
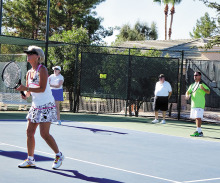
[54,68,60,70]
[194,75,200,76]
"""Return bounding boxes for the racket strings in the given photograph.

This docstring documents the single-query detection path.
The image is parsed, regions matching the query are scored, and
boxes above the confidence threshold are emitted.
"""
[2,63,21,88]
[191,82,201,93]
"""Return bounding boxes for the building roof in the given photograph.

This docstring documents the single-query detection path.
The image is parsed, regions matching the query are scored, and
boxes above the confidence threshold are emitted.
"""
[118,38,220,60]
[119,39,194,50]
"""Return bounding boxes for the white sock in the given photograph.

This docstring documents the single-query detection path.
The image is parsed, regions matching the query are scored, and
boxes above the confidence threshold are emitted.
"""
[28,156,34,161]
[197,128,202,133]
[56,152,62,156]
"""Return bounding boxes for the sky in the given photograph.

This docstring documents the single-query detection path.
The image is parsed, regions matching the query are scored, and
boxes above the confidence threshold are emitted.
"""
[95,0,218,45]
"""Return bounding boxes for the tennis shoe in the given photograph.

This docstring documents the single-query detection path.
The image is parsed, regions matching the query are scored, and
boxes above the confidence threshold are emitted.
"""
[190,131,203,137]
[152,119,159,123]
[57,120,62,125]
[160,120,166,124]
[18,158,36,168]
[52,153,64,169]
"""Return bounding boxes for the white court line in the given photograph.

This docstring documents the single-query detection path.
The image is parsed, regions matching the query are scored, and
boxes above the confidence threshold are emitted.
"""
[0,142,181,183]
[182,177,220,183]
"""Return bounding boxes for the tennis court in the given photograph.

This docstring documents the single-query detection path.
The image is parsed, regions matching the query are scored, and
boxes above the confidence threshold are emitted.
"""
[1,111,220,183]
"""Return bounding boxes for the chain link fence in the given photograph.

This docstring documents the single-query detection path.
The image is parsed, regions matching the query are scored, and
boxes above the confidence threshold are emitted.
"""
[79,51,179,117]
[0,43,219,122]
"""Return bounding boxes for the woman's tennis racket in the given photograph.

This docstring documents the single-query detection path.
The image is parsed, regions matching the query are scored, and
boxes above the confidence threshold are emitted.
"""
[1,61,25,96]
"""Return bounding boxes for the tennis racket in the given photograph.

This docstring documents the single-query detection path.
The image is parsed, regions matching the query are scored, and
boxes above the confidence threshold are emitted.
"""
[192,81,200,93]
[186,81,201,100]
[1,61,25,96]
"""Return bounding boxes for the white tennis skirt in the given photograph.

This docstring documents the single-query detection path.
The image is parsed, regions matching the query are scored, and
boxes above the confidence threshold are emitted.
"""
[190,108,204,119]
[26,102,57,123]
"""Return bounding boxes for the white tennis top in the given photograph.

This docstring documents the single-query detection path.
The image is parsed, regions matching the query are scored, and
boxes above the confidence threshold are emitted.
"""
[27,64,55,107]
[154,81,172,97]
[49,74,64,89]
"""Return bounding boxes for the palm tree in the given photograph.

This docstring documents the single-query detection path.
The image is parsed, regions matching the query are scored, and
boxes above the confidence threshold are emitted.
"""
[153,0,171,40]
[168,0,182,40]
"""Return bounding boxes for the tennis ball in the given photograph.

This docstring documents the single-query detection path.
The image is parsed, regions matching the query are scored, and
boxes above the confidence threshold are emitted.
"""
[100,74,107,79]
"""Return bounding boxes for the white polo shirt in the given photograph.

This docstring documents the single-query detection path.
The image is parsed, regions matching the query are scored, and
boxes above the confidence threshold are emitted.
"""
[154,81,172,96]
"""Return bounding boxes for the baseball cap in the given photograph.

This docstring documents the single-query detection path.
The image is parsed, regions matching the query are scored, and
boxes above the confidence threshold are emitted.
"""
[52,66,61,71]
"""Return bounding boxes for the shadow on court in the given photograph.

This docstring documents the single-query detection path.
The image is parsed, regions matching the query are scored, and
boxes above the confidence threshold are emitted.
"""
[60,124,128,135]
[36,167,124,183]
[0,150,53,161]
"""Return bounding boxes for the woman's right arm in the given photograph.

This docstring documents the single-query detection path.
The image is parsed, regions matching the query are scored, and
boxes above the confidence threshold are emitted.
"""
[20,72,30,99]
[24,72,31,98]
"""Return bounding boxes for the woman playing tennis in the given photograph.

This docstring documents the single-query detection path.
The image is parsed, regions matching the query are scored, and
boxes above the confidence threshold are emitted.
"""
[16,45,64,169]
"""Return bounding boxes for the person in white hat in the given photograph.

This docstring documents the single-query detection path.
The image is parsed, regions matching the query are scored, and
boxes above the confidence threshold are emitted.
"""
[49,66,64,125]
[16,45,64,169]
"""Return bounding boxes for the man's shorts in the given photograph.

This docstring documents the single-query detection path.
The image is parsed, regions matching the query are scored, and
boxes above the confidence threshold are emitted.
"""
[190,108,204,119]
[153,96,169,111]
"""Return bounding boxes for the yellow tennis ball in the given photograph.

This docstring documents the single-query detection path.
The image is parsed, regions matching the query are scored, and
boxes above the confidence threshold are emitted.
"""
[100,74,107,79]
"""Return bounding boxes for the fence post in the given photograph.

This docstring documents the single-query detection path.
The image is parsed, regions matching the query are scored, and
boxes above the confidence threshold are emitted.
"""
[45,0,50,67]
[178,50,184,120]
[125,48,132,116]
[73,44,79,113]
[0,0,2,35]
[0,0,2,54]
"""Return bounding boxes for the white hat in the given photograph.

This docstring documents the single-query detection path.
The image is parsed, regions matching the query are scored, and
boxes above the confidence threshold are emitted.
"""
[52,66,61,71]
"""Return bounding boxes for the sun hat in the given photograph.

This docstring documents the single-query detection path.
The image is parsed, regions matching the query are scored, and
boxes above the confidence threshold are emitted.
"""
[24,45,45,63]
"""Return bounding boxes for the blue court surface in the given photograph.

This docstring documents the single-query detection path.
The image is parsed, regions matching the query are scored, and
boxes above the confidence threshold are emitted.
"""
[1,114,220,183]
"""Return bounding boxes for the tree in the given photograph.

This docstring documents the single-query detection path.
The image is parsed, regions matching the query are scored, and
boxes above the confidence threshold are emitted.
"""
[2,0,111,42]
[198,0,220,48]
[149,22,158,40]
[154,0,182,40]
[190,12,217,38]
[168,0,182,40]
[114,21,158,44]
[48,26,90,111]
[3,0,46,39]
[154,0,170,40]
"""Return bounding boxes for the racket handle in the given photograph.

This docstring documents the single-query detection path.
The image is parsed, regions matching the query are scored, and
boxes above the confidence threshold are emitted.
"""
[20,91,26,97]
